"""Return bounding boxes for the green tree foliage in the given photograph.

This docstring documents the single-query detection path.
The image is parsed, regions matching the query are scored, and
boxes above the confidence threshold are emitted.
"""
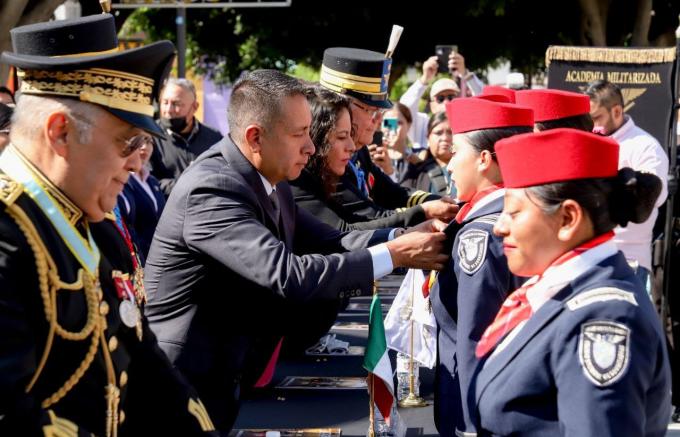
[117,0,679,85]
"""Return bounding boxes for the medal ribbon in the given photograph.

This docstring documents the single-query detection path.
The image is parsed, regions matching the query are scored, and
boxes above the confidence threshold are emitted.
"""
[0,147,100,275]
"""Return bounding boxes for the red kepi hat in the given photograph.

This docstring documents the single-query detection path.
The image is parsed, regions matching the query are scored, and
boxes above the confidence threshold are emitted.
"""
[445,97,534,134]
[495,128,619,188]
[515,89,590,122]
[480,85,517,103]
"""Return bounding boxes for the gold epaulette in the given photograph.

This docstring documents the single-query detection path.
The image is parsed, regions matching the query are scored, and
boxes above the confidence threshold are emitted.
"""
[42,410,79,437]
[407,190,430,207]
[0,173,23,206]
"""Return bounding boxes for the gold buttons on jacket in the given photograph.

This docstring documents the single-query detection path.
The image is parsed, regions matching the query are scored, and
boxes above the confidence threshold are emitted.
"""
[119,410,125,424]
[99,301,110,315]
[108,336,118,352]
[119,370,128,387]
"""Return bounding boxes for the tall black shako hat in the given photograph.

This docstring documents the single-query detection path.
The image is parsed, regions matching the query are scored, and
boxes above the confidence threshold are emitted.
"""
[0,14,176,137]
[320,47,393,109]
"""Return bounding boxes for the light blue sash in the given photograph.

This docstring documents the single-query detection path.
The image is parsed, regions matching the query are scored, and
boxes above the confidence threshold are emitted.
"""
[0,147,100,275]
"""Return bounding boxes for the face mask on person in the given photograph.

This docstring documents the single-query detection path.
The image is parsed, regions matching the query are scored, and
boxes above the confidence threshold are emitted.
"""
[161,116,188,133]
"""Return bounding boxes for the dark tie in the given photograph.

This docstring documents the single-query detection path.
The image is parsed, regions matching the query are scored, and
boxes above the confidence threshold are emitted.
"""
[269,189,281,227]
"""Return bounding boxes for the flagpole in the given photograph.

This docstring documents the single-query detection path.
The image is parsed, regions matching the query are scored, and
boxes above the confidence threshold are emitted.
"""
[399,274,426,408]
[368,281,378,437]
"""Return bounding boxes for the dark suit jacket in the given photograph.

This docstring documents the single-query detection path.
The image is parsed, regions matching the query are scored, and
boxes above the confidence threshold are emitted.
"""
[144,136,390,432]
[290,169,427,231]
[118,173,166,263]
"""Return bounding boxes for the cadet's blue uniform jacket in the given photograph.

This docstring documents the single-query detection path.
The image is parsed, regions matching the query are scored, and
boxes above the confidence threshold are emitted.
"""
[472,247,671,437]
[430,193,524,436]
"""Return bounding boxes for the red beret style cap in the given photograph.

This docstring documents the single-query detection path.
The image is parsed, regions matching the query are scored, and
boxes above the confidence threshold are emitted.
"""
[495,128,620,188]
[445,97,534,134]
[481,85,517,103]
[515,89,591,122]
[475,94,511,103]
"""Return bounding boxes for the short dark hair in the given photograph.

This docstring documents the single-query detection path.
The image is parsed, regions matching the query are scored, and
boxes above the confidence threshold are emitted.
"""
[0,86,14,103]
[227,69,307,142]
[462,126,533,161]
[535,113,594,132]
[526,168,662,234]
[586,79,624,109]
[306,85,352,197]
[427,111,448,135]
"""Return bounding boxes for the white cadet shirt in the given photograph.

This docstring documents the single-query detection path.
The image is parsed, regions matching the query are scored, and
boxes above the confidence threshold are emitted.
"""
[609,116,669,271]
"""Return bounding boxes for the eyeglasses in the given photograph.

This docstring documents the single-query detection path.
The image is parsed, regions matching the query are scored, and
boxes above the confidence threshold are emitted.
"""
[351,100,385,120]
[434,94,457,104]
[67,114,152,158]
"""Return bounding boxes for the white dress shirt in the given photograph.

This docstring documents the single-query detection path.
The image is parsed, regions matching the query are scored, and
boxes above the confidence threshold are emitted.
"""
[609,116,669,271]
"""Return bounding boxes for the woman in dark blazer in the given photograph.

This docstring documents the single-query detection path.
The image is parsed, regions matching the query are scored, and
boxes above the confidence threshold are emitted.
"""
[400,111,454,197]
[290,86,428,231]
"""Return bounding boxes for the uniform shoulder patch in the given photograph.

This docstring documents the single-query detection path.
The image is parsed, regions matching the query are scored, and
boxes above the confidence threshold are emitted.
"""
[457,229,489,275]
[578,320,630,387]
[566,287,638,311]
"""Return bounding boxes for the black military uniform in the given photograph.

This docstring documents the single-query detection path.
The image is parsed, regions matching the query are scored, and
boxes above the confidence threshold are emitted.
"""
[0,14,217,437]
[400,153,451,196]
[319,47,439,218]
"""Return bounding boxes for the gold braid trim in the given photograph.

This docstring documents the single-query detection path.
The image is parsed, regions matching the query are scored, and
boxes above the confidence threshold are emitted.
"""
[546,45,676,67]
[6,203,103,410]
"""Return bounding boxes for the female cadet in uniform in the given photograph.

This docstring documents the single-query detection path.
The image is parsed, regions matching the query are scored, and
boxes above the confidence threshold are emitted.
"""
[473,128,670,436]
[429,97,533,437]
[400,111,454,196]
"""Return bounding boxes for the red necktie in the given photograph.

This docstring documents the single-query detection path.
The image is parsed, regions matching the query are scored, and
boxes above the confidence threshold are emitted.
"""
[455,184,504,224]
[254,338,283,387]
[475,230,616,358]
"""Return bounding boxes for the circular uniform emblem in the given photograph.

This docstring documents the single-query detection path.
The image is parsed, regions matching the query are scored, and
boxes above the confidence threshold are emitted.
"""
[578,320,631,386]
[457,229,489,275]
[119,299,141,328]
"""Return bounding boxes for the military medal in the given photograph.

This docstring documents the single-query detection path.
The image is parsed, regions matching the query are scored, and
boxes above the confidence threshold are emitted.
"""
[119,299,140,328]
[112,270,143,340]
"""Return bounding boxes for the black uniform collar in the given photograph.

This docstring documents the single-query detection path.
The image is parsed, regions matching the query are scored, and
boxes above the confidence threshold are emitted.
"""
[10,145,84,225]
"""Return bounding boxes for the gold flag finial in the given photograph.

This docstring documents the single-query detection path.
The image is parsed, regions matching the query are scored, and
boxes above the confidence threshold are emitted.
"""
[99,0,112,13]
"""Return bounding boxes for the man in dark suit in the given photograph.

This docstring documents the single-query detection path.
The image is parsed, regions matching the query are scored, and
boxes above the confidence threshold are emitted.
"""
[144,69,448,433]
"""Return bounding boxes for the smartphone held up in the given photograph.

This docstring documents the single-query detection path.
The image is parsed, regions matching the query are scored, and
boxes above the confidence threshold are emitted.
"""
[435,45,458,73]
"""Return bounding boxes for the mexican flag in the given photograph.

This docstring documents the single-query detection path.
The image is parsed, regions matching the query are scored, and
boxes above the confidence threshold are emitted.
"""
[363,293,395,424]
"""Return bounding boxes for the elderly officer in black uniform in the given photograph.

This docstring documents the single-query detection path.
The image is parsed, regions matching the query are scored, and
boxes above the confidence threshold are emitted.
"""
[0,13,218,437]
[319,47,458,225]
[143,69,449,433]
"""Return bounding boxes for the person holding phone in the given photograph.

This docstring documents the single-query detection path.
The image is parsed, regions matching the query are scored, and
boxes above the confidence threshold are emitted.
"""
[399,50,484,150]
[368,102,416,183]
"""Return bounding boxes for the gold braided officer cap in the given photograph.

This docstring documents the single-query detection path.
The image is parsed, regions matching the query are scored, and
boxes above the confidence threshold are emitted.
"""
[1,14,176,137]
[320,47,393,109]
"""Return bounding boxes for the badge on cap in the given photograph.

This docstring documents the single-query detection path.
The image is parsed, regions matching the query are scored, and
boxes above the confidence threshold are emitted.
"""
[578,320,630,386]
[457,229,489,275]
